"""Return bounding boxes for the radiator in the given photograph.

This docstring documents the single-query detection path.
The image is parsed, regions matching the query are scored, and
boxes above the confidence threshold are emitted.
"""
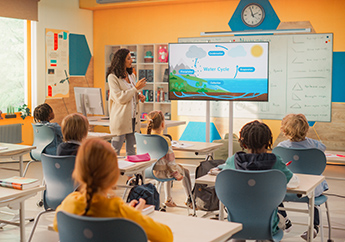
[0,124,23,143]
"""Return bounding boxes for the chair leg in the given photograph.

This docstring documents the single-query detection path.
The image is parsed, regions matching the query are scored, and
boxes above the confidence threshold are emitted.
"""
[27,209,54,242]
[187,189,196,216]
[23,160,36,177]
[324,201,333,242]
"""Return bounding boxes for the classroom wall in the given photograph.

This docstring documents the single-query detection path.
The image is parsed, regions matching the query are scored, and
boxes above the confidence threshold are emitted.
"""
[92,0,345,144]
[5,0,94,145]
[35,0,93,107]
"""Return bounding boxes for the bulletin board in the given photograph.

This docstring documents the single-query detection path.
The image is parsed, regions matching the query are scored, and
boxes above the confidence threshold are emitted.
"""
[177,33,333,122]
[45,28,69,98]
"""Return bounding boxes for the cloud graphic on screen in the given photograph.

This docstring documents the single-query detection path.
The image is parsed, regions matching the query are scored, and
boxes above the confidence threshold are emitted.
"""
[186,45,207,59]
[228,45,247,57]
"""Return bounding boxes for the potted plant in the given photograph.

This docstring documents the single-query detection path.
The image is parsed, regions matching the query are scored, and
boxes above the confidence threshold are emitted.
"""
[18,104,31,120]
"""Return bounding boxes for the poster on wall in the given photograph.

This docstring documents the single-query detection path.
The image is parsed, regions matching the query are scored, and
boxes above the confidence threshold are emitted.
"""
[45,28,69,98]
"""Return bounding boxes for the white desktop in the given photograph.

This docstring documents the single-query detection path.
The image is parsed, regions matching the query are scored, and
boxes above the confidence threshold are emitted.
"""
[74,87,107,121]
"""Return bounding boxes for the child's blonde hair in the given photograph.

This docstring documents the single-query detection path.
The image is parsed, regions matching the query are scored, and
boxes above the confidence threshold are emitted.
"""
[73,138,119,215]
[281,113,309,142]
[147,110,164,134]
[61,113,89,142]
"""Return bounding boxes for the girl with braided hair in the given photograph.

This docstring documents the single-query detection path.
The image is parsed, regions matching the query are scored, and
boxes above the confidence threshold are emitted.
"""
[217,120,293,239]
[33,103,63,155]
[147,110,193,208]
[53,138,173,242]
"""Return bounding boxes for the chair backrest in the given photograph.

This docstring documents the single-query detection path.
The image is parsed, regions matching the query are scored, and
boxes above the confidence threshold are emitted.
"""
[272,147,326,175]
[31,123,55,160]
[215,169,286,240]
[41,153,78,210]
[57,211,147,242]
[135,133,169,160]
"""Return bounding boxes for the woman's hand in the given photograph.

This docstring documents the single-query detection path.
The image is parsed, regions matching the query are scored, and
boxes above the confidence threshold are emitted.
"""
[138,93,145,103]
[135,78,147,90]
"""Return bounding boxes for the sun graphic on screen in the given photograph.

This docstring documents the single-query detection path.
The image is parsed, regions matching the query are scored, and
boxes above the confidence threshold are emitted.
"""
[251,45,264,57]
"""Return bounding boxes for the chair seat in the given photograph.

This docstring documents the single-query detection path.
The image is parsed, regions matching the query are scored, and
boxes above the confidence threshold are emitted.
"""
[284,194,328,206]
[144,165,175,182]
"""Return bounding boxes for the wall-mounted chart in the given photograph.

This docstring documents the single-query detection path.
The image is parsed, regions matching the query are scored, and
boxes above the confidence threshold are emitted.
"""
[177,33,333,122]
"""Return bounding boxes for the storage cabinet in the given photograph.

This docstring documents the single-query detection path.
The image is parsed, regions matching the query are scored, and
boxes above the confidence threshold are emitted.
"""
[104,44,170,118]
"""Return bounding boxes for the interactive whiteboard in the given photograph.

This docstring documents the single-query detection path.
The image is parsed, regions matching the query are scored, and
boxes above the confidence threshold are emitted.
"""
[178,33,333,122]
[169,42,269,101]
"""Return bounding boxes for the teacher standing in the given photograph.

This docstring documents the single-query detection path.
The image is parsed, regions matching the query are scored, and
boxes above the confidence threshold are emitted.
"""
[107,48,146,156]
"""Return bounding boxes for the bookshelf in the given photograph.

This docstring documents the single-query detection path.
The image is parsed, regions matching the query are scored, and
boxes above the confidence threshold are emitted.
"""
[104,44,170,118]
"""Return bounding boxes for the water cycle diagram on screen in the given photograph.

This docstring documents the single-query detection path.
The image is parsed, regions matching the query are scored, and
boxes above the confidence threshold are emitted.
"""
[168,42,269,101]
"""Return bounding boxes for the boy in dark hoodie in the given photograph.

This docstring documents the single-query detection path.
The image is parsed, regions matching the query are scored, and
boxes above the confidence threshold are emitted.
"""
[218,120,293,238]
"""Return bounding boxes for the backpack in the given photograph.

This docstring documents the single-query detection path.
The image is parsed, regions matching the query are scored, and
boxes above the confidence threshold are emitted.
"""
[192,159,225,211]
[126,174,160,210]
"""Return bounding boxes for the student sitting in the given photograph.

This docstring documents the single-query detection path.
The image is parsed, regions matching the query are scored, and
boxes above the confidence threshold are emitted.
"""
[215,120,293,240]
[277,113,329,240]
[147,110,193,208]
[57,113,89,156]
[33,103,63,155]
[53,138,173,242]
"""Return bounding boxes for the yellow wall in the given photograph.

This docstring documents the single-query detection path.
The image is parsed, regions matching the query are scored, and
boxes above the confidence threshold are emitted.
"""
[92,0,345,141]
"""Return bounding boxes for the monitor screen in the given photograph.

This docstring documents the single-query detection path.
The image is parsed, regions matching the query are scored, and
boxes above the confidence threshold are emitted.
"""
[74,87,104,116]
[169,42,269,101]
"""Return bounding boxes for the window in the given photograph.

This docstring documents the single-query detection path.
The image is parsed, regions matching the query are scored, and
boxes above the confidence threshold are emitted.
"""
[0,17,26,113]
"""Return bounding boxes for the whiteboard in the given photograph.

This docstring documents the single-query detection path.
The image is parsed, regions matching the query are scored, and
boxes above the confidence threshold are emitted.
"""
[177,33,333,122]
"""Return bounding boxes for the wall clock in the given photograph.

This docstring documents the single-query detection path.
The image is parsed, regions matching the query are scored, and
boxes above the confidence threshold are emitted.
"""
[241,3,265,27]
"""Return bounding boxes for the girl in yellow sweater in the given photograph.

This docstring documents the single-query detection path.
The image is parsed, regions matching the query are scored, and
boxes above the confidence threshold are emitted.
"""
[53,138,173,242]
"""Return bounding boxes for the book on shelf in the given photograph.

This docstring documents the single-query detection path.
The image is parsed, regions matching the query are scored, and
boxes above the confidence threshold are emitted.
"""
[0,176,40,190]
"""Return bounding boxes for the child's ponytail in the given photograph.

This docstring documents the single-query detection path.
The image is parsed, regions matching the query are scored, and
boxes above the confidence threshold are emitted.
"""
[147,119,154,134]
[146,111,164,134]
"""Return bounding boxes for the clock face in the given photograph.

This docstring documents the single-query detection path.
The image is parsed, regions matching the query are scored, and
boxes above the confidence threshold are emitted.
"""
[241,3,265,27]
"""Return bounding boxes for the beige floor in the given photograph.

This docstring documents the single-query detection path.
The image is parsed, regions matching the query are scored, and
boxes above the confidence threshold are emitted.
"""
[0,155,344,242]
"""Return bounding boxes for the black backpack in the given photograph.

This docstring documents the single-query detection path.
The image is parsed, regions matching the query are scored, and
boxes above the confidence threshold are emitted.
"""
[192,159,225,211]
[126,175,160,210]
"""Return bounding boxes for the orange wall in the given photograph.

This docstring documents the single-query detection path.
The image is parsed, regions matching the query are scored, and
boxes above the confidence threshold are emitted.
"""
[92,0,345,140]
[0,113,34,145]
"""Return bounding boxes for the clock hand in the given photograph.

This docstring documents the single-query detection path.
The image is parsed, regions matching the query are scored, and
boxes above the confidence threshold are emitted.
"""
[249,7,254,17]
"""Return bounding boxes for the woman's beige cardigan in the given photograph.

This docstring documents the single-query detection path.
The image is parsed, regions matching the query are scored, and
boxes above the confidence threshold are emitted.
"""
[108,73,141,136]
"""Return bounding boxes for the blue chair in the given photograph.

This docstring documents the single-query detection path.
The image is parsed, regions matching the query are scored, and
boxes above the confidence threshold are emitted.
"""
[23,123,55,176]
[272,147,332,242]
[215,169,286,241]
[57,211,147,242]
[27,153,78,242]
[135,133,196,216]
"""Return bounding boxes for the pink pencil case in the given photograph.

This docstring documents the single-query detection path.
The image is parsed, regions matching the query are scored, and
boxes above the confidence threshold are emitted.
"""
[125,153,151,162]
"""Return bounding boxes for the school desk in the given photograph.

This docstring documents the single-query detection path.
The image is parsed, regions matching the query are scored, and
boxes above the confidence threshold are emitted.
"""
[0,186,45,242]
[172,141,223,155]
[195,173,325,242]
[87,131,116,140]
[117,157,156,199]
[0,143,36,177]
[150,211,242,242]
[325,150,345,165]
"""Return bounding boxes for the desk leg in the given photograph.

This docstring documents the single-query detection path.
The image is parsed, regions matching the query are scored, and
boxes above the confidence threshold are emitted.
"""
[307,191,315,242]
[219,201,224,221]
[19,155,23,177]
[19,201,25,242]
